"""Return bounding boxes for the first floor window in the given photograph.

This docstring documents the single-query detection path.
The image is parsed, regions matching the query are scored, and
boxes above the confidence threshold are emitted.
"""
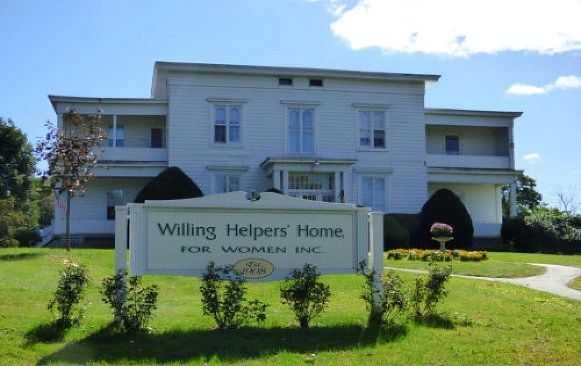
[360,176,386,211]
[215,174,241,193]
[359,110,386,149]
[288,107,314,153]
[106,190,125,220]
[445,135,460,154]
[107,124,125,147]
[214,105,241,144]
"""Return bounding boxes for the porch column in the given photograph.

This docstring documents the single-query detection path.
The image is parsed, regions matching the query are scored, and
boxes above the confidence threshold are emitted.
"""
[509,181,518,217]
[112,114,118,147]
[273,168,281,190]
[342,168,353,203]
[334,171,341,202]
[282,170,289,193]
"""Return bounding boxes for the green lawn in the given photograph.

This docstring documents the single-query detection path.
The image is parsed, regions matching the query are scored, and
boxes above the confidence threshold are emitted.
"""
[568,276,581,291]
[1,248,580,365]
[385,251,581,278]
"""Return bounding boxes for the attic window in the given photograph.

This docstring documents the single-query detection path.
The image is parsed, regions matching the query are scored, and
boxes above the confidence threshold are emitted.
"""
[309,79,324,87]
[278,78,293,86]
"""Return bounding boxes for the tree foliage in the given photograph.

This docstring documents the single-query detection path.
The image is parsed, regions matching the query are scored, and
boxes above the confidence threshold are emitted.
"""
[35,110,106,249]
[503,174,543,216]
[134,167,203,203]
[0,117,35,203]
[35,111,106,196]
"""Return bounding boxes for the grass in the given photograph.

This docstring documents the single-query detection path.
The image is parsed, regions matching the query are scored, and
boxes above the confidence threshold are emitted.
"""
[0,248,580,365]
[568,276,581,291]
[385,251,581,278]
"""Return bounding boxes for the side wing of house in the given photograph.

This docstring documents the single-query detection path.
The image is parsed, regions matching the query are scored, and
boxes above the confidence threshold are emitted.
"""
[424,109,522,238]
[49,96,168,237]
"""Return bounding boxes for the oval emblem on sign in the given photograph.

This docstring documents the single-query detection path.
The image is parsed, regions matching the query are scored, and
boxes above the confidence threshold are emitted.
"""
[233,258,274,279]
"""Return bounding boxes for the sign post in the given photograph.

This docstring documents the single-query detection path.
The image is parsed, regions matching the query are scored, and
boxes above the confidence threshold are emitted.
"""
[115,192,383,308]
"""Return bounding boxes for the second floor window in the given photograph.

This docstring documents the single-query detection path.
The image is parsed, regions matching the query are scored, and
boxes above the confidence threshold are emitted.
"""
[445,135,460,154]
[107,125,125,147]
[359,111,386,149]
[150,128,164,148]
[214,105,241,144]
[288,108,314,154]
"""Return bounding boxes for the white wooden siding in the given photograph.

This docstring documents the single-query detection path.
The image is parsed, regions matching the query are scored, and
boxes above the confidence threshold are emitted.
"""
[167,72,428,212]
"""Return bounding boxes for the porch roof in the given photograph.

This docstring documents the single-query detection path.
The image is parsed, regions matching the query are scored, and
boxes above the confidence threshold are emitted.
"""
[428,167,522,185]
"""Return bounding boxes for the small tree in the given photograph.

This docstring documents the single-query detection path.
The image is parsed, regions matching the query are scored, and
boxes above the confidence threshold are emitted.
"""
[35,110,106,250]
[280,264,331,329]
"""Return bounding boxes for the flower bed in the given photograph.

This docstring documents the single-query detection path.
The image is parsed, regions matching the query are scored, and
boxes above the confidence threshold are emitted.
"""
[386,249,488,262]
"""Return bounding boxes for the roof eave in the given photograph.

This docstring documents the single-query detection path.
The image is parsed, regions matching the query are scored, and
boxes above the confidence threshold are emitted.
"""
[154,61,441,83]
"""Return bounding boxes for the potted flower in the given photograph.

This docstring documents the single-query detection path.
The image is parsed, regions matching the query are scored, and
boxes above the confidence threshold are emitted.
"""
[430,222,454,250]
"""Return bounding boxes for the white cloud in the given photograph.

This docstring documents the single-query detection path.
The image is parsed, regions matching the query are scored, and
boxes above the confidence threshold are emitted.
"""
[506,75,581,95]
[523,153,541,162]
[321,0,581,57]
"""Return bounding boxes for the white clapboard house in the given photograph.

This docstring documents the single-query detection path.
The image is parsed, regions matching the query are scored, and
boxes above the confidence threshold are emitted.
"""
[48,62,521,241]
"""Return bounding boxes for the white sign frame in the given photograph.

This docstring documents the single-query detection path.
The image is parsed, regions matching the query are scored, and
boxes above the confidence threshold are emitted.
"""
[115,192,383,283]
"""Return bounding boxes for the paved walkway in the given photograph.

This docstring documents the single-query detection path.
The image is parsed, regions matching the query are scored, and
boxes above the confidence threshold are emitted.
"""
[385,263,581,301]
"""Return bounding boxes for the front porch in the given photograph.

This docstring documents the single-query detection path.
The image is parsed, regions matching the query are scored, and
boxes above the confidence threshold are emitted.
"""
[260,157,357,203]
[428,167,520,238]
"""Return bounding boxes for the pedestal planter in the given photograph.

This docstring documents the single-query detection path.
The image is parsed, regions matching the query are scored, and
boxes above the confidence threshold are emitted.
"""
[432,236,453,251]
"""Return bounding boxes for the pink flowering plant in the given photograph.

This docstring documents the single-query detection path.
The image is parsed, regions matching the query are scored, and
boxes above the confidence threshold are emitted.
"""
[430,223,454,238]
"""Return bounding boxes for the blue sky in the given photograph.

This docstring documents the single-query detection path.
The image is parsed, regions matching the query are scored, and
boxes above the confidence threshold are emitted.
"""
[1,0,580,207]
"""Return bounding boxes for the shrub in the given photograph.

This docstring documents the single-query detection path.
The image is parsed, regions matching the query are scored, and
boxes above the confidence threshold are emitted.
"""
[418,189,474,249]
[361,266,407,327]
[386,249,488,262]
[280,264,331,329]
[13,227,41,247]
[501,208,581,253]
[48,260,89,329]
[135,167,203,203]
[200,262,268,330]
[411,264,451,318]
[383,215,410,249]
[101,271,159,333]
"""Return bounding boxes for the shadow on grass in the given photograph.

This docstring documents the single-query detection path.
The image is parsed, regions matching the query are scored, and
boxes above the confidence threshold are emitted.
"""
[413,313,456,329]
[24,321,67,345]
[0,252,45,262]
[38,323,401,364]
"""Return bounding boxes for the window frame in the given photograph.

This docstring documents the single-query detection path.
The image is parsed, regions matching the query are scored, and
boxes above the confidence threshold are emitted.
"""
[213,173,242,194]
[150,127,164,148]
[359,175,388,212]
[278,77,293,86]
[285,105,317,154]
[445,135,460,155]
[357,108,387,151]
[309,78,324,87]
[107,124,125,147]
[106,189,125,221]
[210,103,243,147]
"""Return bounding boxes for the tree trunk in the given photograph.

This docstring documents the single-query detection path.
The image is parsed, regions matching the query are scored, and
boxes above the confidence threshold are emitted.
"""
[65,190,71,251]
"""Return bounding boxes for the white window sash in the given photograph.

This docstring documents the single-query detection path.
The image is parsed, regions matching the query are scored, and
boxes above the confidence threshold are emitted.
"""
[358,110,386,149]
[288,107,315,153]
[213,104,242,144]
[360,175,387,211]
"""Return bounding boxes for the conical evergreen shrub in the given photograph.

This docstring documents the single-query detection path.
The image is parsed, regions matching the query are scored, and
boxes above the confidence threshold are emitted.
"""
[134,167,203,203]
